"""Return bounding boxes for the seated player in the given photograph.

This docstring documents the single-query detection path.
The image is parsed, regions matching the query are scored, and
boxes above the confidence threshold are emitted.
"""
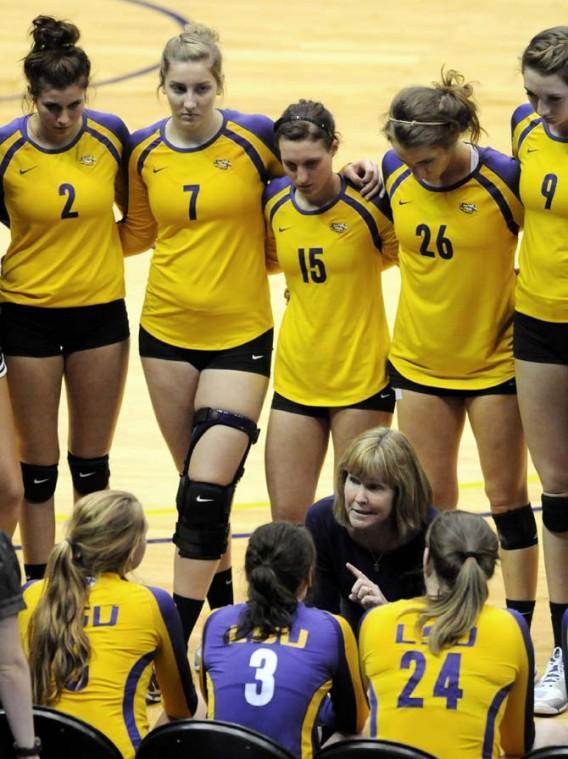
[359,510,568,757]
[200,521,368,758]
[18,491,198,759]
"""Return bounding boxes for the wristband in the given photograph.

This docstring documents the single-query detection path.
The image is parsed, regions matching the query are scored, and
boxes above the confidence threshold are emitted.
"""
[13,736,42,757]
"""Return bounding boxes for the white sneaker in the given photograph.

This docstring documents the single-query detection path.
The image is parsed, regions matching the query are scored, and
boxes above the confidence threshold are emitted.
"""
[534,647,568,715]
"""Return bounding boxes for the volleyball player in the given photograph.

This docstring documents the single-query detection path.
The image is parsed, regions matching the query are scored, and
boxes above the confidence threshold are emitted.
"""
[359,511,568,757]
[382,70,537,641]
[264,100,397,523]
[512,26,568,714]
[0,16,130,579]
[200,521,368,758]
[120,22,379,646]
[19,491,198,759]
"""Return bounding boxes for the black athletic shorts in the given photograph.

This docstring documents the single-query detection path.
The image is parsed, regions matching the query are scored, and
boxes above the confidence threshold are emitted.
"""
[271,384,396,418]
[0,300,130,358]
[388,362,517,397]
[139,325,273,377]
[514,311,568,365]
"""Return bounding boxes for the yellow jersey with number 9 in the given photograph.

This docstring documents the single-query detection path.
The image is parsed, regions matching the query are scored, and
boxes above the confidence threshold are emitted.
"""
[0,110,127,307]
[512,103,568,322]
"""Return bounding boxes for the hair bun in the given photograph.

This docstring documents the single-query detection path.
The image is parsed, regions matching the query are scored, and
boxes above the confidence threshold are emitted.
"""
[31,15,80,52]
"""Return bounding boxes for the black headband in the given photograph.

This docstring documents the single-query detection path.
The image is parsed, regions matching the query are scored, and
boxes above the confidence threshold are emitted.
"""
[273,115,334,139]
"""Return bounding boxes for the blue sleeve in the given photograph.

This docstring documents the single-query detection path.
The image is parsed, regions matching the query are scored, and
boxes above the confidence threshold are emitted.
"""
[223,109,277,155]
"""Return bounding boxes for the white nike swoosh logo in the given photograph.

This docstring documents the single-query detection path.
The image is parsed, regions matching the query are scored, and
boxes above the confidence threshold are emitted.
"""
[380,392,391,398]
[252,354,264,360]
[79,472,96,478]
[33,478,49,484]
[196,495,214,502]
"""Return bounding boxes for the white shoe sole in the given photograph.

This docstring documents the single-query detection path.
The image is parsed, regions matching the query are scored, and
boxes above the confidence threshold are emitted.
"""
[534,701,568,716]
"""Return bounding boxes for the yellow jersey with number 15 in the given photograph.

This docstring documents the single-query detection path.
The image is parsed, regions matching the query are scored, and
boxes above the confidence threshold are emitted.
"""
[264,175,397,406]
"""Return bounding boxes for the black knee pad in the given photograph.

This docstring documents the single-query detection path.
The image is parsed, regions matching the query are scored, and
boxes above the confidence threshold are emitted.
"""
[542,494,568,533]
[174,407,260,559]
[68,452,110,495]
[21,462,58,503]
[492,504,538,550]
[174,479,235,560]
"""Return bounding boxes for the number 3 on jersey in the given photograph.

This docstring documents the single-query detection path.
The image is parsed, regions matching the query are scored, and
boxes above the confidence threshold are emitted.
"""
[397,651,463,710]
[244,648,278,706]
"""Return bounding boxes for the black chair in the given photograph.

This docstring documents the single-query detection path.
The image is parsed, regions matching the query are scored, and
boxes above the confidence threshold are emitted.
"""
[0,706,121,758]
[316,737,437,758]
[524,747,568,758]
[136,719,295,758]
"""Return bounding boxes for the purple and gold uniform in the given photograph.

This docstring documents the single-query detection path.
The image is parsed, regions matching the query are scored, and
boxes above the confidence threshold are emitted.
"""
[383,147,523,390]
[19,574,197,759]
[201,601,368,758]
[359,599,534,759]
[121,110,282,350]
[0,110,127,307]
[511,103,568,322]
[263,176,396,406]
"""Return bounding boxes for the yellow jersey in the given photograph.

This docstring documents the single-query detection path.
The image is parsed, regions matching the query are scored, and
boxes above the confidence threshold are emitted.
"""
[359,599,534,759]
[383,146,522,390]
[19,573,197,759]
[263,175,396,405]
[120,109,282,349]
[512,103,568,322]
[0,110,127,307]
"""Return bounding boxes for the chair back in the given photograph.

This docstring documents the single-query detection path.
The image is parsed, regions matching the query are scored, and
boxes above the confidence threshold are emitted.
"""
[524,748,568,758]
[135,719,295,758]
[0,706,121,758]
[316,737,438,758]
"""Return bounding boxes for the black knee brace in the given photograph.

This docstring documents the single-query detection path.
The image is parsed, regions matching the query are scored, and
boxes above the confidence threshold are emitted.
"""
[492,504,538,550]
[542,494,568,533]
[21,462,58,503]
[174,407,260,560]
[68,452,110,495]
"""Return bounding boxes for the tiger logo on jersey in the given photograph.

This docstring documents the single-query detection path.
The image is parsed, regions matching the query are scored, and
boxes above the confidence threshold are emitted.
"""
[79,155,97,166]
[459,202,477,214]
[330,222,348,233]
[213,159,232,170]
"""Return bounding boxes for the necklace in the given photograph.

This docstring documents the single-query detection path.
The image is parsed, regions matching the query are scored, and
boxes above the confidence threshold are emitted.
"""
[368,548,384,572]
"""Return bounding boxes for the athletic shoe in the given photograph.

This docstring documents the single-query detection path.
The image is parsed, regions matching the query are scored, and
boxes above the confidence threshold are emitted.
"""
[534,647,568,715]
[146,671,161,705]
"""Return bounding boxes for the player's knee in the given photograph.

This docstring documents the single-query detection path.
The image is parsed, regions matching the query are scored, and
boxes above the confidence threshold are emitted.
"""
[21,462,58,503]
[68,452,110,495]
[541,494,568,534]
[173,407,260,560]
[174,479,234,560]
[492,504,538,550]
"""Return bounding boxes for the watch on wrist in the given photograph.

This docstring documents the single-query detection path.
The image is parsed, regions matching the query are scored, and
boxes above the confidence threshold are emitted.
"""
[13,736,42,756]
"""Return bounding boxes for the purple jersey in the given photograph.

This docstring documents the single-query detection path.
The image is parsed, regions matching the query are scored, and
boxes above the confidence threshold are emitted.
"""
[201,601,368,758]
